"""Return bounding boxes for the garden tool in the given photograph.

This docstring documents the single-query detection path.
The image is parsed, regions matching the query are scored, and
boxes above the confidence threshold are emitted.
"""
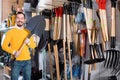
[52,7,60,80]
[108,76,117,80]
[69,0,81,55]
[78,28,87,80]
[63,3,67,80]
[82,0,104,64]
[96,0,109,51]
[96,9,106,63]
[42,9,54,80]
[78,28,87,58]
[105,0,120,68]
[82,0,96,64]
[92,20,105,63]
[66,4,73,80]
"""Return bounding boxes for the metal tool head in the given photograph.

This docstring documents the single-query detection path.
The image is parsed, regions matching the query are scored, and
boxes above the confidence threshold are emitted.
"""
[26,15,46,38]
[104,49,120,68]
[84,44,105,64]
[108,76,117,80]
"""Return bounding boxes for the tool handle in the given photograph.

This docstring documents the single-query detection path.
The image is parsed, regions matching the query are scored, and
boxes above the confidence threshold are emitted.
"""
[111,0,117,48]
[57,7,63,39]
[53,8,59,40]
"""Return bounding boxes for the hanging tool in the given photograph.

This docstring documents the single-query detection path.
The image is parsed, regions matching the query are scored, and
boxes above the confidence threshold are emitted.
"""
[69,0,81,55]
[42,9,54,80]
[63,3,67,80]
[82,0,100,64]
[104,0,120,68]
[66,4,73,80]
[82,0,94,64]
[52,7,60,80]
[78,28,87,57]
[96,0,109,51]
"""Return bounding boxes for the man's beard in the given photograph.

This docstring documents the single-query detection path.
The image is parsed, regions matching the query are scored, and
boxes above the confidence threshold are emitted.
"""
[17,21,24,27]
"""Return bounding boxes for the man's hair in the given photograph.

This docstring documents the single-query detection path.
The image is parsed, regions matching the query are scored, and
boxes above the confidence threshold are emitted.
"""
[16,12,25,18]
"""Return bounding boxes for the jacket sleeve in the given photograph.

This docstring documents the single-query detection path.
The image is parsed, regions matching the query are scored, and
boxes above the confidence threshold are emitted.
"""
[2,32,15,55]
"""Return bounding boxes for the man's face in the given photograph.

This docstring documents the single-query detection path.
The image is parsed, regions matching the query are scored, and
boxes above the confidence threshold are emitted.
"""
[16,14,25,27]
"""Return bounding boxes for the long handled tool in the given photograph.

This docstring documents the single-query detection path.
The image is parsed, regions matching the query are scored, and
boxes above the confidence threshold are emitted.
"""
[42,9,54,80]
[104,0,120,68]
[83,0,101,64]
[70,0,81,55]
[82,0,93,64]
[63,3,67,80]
[78,28,87,80]
[66,4,73,80]
[96,0,109,50]
[52,7,60,80]
[78,28,87,57]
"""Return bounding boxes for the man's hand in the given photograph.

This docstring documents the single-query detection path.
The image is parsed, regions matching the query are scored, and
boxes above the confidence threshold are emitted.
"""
[14,51,20,58]
[32,34,40,46]
[24,38,30,44]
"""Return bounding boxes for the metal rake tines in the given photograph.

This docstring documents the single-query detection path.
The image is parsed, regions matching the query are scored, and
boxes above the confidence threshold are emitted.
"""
[84,44,105,64]
[104,49,120,68]
[94,43,105,62]
[111,61,120,77]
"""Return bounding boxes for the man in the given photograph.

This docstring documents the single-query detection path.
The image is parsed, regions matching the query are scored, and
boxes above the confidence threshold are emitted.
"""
[2,12,37,80]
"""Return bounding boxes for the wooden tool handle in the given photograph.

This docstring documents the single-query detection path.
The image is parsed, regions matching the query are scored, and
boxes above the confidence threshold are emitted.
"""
[57,7,63,39]
[53,45,60,80]
[53,8,59,40]
[111,0,117,37]
[86,8,93,44]
[67,14,72,43]
[111,7,116,37]
[80,29,87,57]
[83,2,92,44]
[63,5,67,80]
[96,0,108,42]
